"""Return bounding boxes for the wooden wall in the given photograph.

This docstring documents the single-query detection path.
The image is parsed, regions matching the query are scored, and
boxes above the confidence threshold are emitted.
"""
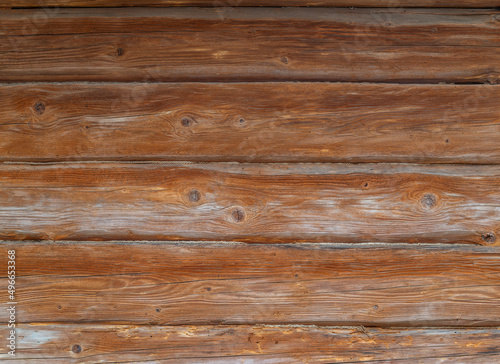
[0,1,499,362]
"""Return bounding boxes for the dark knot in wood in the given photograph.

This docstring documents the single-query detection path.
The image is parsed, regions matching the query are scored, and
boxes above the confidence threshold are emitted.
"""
[232,208,245,222]
[421,194,437,209]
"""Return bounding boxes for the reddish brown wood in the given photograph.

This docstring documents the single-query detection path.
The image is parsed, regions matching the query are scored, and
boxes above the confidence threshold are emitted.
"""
[0,8,499,83]
[1,324,499,363]
[1,83,499,163]
[3,0,500,7]
[1,242,500,326]
[1,1,500,359]
[0,163,499,244]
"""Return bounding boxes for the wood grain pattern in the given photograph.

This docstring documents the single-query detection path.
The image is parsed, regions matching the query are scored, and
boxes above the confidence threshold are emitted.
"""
[2,1,500,360]
[1,8,499,83]
[1,163,499,244]
[1,324,500,363]
[1,83,499,163]
[1,242,500,326]
[3,0,500,7]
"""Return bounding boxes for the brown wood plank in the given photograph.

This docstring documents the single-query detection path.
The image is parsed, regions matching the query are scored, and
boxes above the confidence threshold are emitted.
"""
[2,83,499,163]
[4,0,500,7]
[1,324,500,363]
[1,8,499,83]
[0,163,499,244]
[1,242,499,326]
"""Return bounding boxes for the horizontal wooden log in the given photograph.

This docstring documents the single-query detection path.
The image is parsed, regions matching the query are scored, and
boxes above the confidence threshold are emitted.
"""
[0,163,499,244]
[3,0,500,7]
[2,83,499,163]
[1,243,500,326]
[1,324,500,363]
[1,8,499,82]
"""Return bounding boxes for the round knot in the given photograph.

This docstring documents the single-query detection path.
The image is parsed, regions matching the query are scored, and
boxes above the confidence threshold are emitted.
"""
[34,101,45,115]
[421,193,437,209]
[231,208,245,222]
[188,189,201,203]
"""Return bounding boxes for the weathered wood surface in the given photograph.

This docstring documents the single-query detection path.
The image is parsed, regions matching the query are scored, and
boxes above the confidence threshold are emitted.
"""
[1,242,499,326]
[1,83,499,163]
[3,0,500,7]
[0,163,499,244]
[1,324,500,363]
[1,8,499,83]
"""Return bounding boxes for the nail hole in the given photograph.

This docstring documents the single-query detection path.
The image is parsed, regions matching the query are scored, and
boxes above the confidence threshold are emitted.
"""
[117,48,124,57]
[206,287,211,291]
[71,344,82,354]
[431,27,437,33]
[239,118,246,124]
[374,305,379,309]
[155,308,161,312]
[363,182,368,188]
[188,189,201,202]
[280,56,289,64]
[421,193,437,208]
[445,139,450,143]
[34,101,45,115]
[181,117,194,127]
[481,233,496,244]
[57,305,61,310]
[231,208,245,222]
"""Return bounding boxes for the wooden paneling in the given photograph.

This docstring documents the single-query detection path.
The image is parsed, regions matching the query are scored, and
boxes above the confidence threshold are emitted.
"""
[1,8,499,83]
[1,83,499,163]
[0,163,499,244]
[1,242,499,326]
[1,324,499,363]
[1,1,500,360]
[3,0,500,7]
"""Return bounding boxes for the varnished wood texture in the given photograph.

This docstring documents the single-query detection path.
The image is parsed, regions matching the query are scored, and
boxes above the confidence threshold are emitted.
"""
[0,163,499,244]
[3,0,500,7]
[1,8,499,83]
[1,83,499,163]
[0,242,499,326]
[1,324,499,363]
